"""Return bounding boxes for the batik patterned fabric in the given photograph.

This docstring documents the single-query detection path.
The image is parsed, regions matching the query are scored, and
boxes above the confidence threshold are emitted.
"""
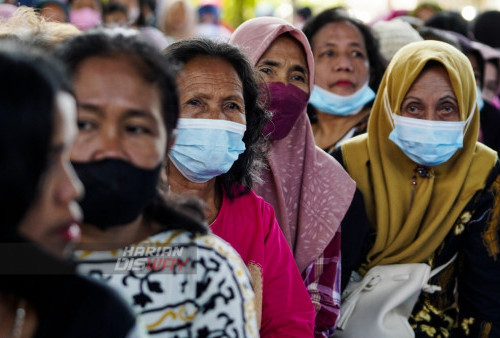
[410,161,500,337]
[75,230,258,337]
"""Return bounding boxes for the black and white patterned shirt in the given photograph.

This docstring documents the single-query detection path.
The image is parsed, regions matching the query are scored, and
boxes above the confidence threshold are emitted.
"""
[75,230,258,337]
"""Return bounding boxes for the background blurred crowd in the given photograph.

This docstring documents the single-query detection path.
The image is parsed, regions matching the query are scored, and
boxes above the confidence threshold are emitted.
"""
[2,0,500,337]
[1,0,499,118]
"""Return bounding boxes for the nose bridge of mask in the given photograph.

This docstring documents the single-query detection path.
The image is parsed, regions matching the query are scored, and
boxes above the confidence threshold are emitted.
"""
[384,88,475,134]
[176,118,246,135]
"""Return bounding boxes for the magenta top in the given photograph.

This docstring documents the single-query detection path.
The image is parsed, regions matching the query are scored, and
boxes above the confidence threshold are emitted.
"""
[211,188,315,337]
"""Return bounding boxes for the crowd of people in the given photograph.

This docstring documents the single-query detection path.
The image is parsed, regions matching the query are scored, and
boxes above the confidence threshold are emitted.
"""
[1,1,500,337]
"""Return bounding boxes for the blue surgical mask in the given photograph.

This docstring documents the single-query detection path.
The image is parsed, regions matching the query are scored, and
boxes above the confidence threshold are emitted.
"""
[476,85,484,111]
[169,118,246,183]
[309,81,376,116]
[384,91,473,166]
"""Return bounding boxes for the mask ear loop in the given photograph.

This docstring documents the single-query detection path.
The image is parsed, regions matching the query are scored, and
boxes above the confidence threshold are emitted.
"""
[382,87,395,129]
[462,104,476,135]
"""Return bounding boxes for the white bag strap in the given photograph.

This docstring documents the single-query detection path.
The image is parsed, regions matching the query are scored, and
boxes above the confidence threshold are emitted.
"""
[422,253,458,294]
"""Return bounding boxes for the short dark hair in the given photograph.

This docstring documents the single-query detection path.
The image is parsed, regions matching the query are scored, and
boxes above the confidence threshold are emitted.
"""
[56,30,207,233]
[0,41,69,237]
[302,8,385,92]
[163,38,270,199]
[102,1,128,18]
[473,10,500,48]
[424,10,470,38]
[55,29,179,145]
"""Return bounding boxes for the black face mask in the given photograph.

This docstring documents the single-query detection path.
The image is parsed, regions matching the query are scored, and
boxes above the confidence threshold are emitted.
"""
[72,159,162,230]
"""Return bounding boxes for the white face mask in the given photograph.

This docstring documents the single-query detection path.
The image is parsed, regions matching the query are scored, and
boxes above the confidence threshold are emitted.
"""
[476,85,484,111]
[384,90,474,166]
[128,7,140,23]
[308,81,376,116]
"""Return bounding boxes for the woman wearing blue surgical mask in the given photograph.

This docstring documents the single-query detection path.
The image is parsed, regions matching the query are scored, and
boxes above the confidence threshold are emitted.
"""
[57,30,258,337]
[302,8,385,153]
[332,40,500,336]
[164,38,316,337]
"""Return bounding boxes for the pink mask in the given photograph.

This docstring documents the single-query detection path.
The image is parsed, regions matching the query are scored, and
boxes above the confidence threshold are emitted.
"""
[70,8,101,31]
[261,82,309,140]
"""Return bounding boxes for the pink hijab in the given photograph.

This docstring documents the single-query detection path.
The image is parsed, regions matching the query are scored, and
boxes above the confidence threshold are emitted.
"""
[230,17,356,273]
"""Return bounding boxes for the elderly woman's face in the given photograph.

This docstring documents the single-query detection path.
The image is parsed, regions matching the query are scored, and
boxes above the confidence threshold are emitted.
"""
[177,56,246,125]
[19,93,83,258]
[70,55,167,169]
[400,65,459,121]
[312,21,369,96]
[256,35,309,94]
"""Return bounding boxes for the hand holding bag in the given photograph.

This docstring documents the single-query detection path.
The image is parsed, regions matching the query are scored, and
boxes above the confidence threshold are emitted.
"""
[334,255,456,338]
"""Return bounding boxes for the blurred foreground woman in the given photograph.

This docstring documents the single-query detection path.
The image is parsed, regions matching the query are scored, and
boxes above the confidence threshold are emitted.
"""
[0,41,140,337]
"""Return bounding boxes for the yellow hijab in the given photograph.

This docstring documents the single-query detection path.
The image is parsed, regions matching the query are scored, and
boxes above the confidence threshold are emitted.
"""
[342,40,497,271]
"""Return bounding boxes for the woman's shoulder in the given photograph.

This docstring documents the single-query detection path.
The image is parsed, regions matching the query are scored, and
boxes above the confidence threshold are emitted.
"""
[216,188,278,240]
[330,133,369,166]
[148,230,249,269]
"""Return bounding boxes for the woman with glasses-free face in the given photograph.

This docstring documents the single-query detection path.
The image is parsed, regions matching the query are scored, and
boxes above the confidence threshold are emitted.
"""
[71,55,166,170]
[310,21,372,150]
[70,54,167,245]
[167,55,246,222]
[332,41,500,336]
[19,92,83,258]
[164,38,315,336]
[303,9,385,153]
[60,32,258,337]
[256,35,310,95]
[230,17,357,336]
[312,21,369,97]
[400,65,459,122]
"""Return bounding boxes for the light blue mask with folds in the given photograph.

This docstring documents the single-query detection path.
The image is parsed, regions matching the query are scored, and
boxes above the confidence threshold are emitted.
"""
[384,91,474,166]
[476,85,484,111]
[309,81,376,116]
[169,118,246,183]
